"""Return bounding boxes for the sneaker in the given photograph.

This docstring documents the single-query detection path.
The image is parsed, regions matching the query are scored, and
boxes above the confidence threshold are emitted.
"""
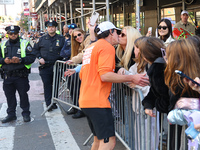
[72,110,85,119]
[67,107,78,115]
[23,116,31,122]
[1,115,17,123]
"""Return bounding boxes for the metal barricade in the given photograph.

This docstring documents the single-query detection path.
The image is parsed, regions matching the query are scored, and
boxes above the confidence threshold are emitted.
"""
[41,60,195,150]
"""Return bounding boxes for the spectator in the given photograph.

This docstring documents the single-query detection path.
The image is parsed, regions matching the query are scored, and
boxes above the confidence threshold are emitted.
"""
[138,37,169,115]
[67,28,91,64]
[115,26,141,146]
[157,18,175,46]
[118,37,159,150]
[60,23,77,60]
[116,26,142,72]
[174,10,196,35]
[63,24,69,37]
[164,38,200,150]
[65,28,92,118]
[79,21,149,150]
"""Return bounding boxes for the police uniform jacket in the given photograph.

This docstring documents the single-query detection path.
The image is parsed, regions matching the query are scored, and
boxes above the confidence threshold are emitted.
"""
[0,39,35,72]
[60,36,71,60]
[33,33,65,64]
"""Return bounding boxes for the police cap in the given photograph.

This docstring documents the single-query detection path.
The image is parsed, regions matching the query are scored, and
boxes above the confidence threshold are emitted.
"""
[45,20,58,27]
[5,25,20,34]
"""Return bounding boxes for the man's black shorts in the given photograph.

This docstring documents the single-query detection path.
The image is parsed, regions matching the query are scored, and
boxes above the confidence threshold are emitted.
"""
[81,108,115,140]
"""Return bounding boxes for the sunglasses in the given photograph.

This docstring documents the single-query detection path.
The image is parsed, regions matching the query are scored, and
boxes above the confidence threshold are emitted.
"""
[116,30,121,35]
[121,33,126,37]
[9,33,18,35]
[157,26,168,30]
[74,33,82,39]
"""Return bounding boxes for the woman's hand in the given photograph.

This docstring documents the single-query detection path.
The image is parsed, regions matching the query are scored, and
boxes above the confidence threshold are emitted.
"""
[128,82,136,88]
[117,68,126,75]
[184,77,200,93]
[64,60,74,65]
[145,109,156,117]
[194,124,200,131]
[64,69,76,77]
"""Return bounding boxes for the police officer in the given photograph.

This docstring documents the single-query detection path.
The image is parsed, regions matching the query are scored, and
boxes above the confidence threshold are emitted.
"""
[0,25,36,123]
[33,20,65,111]
[60,23,77,60]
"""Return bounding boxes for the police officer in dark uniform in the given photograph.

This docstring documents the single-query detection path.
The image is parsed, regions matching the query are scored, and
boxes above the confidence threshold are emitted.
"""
[33,20,65,111]
[60,23,77,60]
[0,25,36,123]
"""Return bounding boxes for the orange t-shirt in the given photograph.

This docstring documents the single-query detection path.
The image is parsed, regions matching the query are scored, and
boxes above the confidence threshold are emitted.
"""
[79,39,115,108]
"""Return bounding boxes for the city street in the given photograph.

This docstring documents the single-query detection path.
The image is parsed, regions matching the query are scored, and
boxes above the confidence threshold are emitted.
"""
[0,60,126,150]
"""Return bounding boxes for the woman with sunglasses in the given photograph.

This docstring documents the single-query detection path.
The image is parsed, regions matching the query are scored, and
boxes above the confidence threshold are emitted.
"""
[67,28,91,64]
[116,26,142,72]
[65,24,97,118]
[157,18,175,46]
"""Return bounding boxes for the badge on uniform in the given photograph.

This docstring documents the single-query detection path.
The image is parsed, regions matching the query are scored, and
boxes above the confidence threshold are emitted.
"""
[27,45,32,52]
[56,40,59,46]
[11,25,14,30]
[17,48,21,54]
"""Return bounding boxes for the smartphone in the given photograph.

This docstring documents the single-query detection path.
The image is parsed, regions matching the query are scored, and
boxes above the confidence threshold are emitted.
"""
[90,12,99,26]
[175,70,200,86]
[148,27,152,36]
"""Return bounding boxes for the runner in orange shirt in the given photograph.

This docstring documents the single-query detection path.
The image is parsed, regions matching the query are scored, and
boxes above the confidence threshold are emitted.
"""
[79,21,149,150]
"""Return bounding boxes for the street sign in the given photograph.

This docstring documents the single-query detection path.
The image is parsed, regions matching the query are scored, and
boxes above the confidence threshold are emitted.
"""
[0,0,14,5]
[30,12,38,19]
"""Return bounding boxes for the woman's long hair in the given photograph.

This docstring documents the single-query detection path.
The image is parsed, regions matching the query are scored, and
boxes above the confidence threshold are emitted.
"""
[71,28,85,59]
[164,39,200,97]
[138,37,165,64]
[157,18,173,42]
[116,26,142,70]
[134,36,147,73]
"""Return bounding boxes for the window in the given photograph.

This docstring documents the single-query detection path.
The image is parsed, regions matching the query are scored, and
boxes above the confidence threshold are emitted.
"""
[161,8,176,28]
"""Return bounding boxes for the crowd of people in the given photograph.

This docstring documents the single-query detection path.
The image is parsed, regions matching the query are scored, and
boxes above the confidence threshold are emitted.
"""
[0,9,200,150]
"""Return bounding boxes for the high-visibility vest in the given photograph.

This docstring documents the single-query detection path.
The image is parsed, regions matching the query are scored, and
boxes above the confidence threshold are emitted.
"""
[0,39,31,69]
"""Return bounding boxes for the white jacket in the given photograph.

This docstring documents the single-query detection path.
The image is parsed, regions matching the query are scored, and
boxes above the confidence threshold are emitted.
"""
[164,35,175,47]
[124,63,150,113]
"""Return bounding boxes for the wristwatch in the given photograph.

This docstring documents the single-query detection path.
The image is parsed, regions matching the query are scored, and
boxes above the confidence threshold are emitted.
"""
[38,57,42,60]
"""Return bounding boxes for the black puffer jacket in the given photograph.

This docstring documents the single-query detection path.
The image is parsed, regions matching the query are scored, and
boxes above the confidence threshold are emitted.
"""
[142,57,170,113]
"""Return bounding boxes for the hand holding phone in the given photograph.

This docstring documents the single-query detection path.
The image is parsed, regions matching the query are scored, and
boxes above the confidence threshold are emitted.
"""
[90,12,99,26]
[147,27,152,37]
[175,70,200,86]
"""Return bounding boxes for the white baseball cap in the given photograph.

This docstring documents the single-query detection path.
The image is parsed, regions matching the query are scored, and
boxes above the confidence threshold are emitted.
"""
[96,21,121,35]
[181,10,189,15]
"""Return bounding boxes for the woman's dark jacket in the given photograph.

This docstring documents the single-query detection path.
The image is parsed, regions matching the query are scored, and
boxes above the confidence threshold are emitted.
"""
[142,57,170,113]
[168,84,199,111]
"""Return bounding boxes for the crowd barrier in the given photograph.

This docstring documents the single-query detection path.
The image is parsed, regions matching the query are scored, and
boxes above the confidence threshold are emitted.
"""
[41,60,199,150]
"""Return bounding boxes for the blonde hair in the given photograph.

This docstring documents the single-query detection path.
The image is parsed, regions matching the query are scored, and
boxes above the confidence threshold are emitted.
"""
[71,28,85,58]
[116,26,142,70]
[164,39,200,97]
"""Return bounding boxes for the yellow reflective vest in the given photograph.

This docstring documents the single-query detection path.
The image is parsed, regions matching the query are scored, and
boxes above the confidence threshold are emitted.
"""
[0,39,31,69]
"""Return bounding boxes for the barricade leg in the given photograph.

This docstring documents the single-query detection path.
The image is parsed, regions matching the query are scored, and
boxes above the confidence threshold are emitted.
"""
[83,133,94,146]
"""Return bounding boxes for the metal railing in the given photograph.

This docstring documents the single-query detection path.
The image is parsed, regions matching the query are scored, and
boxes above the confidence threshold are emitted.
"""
[41,60,197,150]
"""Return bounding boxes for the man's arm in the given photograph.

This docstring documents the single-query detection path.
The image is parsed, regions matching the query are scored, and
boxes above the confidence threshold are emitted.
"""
[100,72,149,87]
